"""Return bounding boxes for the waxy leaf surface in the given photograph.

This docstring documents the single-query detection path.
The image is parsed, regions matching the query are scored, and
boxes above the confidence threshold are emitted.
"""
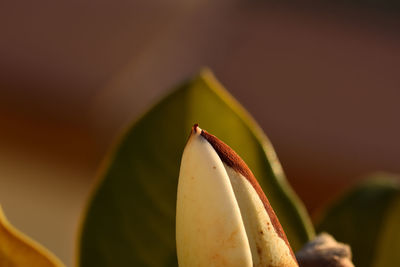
[317,174,400,267]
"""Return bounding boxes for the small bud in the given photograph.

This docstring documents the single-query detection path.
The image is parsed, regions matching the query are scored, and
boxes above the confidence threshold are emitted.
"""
[295,233,354,267]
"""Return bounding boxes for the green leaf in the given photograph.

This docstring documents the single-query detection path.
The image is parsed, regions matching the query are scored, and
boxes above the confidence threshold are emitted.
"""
[0,205,65,267]
[316,173,400,267]
[79,69,314,267]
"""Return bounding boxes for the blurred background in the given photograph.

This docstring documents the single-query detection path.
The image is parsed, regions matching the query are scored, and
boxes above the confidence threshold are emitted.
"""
[1,0,399,265]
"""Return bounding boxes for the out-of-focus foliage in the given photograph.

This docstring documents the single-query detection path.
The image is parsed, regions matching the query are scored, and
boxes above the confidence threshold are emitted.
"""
[0,206,64,267]
[286,0,400,12]
[317,174,400,267]
[79,69,314,267]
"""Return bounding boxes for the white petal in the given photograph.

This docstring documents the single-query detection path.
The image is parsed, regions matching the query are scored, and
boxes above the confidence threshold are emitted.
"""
[176,127,253,267]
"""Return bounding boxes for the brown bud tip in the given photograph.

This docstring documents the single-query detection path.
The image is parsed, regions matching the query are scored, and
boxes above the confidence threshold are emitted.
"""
[192,123,199,133]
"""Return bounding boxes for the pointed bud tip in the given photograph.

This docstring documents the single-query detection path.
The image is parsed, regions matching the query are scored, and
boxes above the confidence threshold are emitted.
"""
[192,123,199,133]
[192,124,205,136]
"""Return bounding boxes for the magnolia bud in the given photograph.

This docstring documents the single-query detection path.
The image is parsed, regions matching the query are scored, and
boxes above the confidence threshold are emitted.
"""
[176,125,298,267]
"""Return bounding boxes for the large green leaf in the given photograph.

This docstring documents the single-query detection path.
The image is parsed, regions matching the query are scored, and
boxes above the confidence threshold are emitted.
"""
[316,174,400,267]
[79,69,314,267]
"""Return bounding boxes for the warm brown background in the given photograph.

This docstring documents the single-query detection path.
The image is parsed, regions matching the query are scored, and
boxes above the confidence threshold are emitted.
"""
[1,0,399,265]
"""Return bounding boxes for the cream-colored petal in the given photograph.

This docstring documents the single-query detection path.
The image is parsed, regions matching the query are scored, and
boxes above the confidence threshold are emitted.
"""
[225,165,298,267]
[176,127,252,267]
